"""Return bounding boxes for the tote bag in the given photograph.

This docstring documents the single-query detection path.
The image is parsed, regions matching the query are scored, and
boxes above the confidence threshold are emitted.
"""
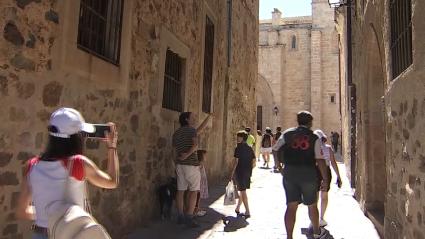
[223,181,237,205]
[46,157,111,239]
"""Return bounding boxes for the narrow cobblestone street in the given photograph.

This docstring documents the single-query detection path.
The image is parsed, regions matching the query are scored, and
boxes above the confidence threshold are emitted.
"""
[128,155,381,239]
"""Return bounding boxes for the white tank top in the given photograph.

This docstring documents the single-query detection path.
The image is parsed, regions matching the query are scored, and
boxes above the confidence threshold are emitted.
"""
[27,156,86,227]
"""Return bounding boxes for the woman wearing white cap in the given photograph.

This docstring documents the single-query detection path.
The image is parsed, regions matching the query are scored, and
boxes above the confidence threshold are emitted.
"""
[15,107,119,239]
[313,129,342,227]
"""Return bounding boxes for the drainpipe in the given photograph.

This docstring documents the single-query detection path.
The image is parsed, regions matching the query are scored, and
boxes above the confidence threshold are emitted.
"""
[222,0,232,174]
[227,0,232,67]
[346,0,357,188]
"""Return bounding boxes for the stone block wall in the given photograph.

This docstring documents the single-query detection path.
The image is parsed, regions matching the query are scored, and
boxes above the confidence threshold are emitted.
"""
[0,0,258,237]
[258,24,312,131]
[258,2,341,135]
[311,0,341,137]
[319,29,341,136]
[255,74,275,131]
[334,6,353,181]
[281,28,312,129]
[382,0,425,237]
[258,45,284,129]
[337,0,425,237]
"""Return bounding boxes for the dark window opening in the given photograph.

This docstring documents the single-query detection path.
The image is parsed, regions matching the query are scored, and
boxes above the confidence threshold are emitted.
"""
[330,95,336,103]
[291,35,296,49]
[257,105,263,131]
[77,0,124,65]
[162,49,183,112]
[202,16,215,113]
[390,0,412,79]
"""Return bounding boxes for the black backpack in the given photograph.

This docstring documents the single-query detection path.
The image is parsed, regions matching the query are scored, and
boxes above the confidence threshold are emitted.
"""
[261,134,272,148]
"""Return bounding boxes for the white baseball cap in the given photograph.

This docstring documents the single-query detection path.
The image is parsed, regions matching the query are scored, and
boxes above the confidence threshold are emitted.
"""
[314,129,327,139]
[48,107,95,138]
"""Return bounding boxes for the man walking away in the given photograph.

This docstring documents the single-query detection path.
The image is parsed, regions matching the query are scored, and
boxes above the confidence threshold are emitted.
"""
[274,111,329,239]
[172,112,211,227]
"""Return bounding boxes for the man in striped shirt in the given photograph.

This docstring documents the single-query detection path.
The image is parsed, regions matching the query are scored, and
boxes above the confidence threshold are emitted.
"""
[172,112,211,227]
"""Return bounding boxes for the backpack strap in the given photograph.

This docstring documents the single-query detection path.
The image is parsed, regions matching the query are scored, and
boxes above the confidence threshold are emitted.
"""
[66,156,92,213]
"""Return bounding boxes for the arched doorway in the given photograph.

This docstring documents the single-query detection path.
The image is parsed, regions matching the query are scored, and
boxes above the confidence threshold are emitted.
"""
[256,74,276,131]
[362,24,387,228]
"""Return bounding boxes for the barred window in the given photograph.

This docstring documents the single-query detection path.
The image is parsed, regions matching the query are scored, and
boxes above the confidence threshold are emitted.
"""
[162,49,183,112]
[202,16,215,113]
[390,0,412,79]
[77,0,124,65]
[291,35,296,49]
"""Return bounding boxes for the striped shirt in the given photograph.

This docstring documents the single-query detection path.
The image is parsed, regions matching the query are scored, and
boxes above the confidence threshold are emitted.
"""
[172,126,199,166]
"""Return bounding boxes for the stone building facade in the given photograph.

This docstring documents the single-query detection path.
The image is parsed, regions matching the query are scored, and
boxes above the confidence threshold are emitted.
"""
[256,0,341,136]
[0,0,258,237]
[335,0,425,238]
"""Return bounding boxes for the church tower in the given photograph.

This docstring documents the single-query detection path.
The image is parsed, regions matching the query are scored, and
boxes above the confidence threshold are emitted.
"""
[310,0,340,132]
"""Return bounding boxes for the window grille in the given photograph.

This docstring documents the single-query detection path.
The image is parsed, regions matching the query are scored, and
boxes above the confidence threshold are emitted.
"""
[390,0,412,79]
[77,0,124,65]
[162,49,183,112]
[291,35,296,49]
[202,16,215,113]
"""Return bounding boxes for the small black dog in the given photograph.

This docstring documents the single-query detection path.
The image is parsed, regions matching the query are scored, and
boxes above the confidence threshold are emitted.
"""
[158,177,177,220]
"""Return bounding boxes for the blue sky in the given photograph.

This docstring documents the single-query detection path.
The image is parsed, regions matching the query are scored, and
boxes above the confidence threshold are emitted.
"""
[259,0,312,19]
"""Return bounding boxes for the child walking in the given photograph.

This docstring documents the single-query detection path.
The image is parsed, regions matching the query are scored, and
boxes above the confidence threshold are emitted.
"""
[229,130,256,219]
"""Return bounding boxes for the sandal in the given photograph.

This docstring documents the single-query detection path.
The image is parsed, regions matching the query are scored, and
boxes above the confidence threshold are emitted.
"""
[242,214,251,219]
[235,210,241,217]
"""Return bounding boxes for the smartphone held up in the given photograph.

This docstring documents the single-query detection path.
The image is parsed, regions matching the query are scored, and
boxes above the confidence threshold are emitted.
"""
[87,124,111,139]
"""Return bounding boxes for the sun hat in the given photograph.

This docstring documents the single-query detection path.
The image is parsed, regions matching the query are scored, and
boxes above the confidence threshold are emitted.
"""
[48,107,95,138]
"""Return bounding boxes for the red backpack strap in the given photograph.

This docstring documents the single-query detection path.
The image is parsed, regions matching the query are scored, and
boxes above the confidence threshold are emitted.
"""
[63,155,85,181]
[25,157,39,178]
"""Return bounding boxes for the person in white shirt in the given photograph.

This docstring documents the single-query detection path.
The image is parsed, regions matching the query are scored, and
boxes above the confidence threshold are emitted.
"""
[313,129,342,227]
[16,107,119,239]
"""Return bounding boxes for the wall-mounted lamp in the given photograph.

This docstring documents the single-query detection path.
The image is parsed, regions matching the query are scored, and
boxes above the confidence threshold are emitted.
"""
[273,106,279,116]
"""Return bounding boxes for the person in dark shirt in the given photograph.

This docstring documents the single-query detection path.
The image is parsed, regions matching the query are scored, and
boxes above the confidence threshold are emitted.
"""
[260,127,273,168]
[229,130,256,219]
[273,111,329,239]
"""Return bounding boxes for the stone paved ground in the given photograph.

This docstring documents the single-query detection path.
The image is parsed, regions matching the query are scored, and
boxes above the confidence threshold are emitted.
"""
[128,155,381,239]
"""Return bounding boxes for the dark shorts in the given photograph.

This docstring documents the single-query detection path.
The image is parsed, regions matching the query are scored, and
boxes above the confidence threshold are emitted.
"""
[235,172,251,191]
[282,166,318,205]
[317,166,332,192]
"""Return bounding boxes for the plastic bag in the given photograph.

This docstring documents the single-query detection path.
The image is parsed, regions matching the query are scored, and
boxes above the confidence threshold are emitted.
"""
[224,181,237,205]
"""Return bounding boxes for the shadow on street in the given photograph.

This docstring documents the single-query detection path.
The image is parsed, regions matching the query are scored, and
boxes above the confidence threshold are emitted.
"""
[127,180,228,239]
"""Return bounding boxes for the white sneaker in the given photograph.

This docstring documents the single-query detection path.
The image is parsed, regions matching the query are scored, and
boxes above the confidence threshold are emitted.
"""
[313,228,326,239]
[319,219,328,227]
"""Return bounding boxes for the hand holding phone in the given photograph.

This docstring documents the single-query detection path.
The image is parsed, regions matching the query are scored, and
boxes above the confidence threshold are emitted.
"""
[105,122,118,148]
[87,124,111,139]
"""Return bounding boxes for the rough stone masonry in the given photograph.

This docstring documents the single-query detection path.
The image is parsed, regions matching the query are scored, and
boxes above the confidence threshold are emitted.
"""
[0,0,259,237]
